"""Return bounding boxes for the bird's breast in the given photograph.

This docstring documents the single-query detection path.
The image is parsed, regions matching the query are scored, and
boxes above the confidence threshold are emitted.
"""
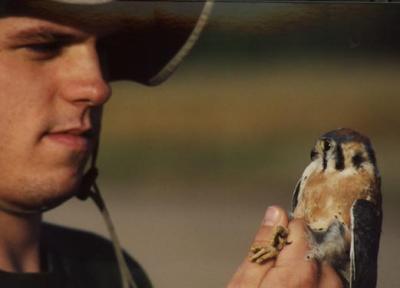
[293,167,378,232]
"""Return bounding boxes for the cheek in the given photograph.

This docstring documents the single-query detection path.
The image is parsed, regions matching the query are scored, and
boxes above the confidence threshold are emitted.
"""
[0,52,56,100]
[0,53,88,205]
[0,60,55,137]
[0,64,59,181]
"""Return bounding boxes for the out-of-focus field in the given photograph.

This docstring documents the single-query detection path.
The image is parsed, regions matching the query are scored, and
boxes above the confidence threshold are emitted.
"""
[46,4,400,288]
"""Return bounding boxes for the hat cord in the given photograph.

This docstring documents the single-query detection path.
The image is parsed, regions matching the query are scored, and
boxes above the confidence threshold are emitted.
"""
[78,129,138,288]
[81,179,138,288]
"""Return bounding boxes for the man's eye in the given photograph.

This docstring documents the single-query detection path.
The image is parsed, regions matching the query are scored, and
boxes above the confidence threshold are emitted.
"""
[23,41,63,58]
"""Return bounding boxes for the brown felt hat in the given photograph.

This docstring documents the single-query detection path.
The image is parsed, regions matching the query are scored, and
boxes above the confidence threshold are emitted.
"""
[1,0,213,85]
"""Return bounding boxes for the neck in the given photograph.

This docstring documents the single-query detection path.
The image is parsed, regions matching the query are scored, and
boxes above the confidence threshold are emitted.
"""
[0,210,42,273]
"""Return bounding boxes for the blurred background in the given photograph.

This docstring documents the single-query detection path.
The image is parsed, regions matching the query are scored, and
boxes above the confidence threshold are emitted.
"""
[46,3,400,288]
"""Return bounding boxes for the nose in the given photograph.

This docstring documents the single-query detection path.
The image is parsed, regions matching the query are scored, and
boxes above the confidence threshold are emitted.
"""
[56,39,111,107]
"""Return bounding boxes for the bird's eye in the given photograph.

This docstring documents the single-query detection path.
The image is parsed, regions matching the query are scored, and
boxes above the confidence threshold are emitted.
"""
[310,149,318,160]
[323,139,331,152]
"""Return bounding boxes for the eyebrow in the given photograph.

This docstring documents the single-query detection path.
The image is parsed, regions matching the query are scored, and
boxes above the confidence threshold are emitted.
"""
[7,25,86,43]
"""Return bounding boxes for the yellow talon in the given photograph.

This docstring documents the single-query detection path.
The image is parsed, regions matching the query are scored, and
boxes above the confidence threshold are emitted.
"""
[249,225,289,264]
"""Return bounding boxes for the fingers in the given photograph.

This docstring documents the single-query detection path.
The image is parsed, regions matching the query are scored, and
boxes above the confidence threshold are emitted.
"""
[228,211,344,288]
[275,219,311,266]
[227,206,289,288]
[268,220,344,287]
[262,219,320,287]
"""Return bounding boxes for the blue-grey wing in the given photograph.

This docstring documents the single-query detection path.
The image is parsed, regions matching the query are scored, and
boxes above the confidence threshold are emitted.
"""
[350,199,382,288]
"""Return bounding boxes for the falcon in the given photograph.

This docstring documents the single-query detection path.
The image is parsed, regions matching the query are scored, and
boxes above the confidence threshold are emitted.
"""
[250,128,382,288]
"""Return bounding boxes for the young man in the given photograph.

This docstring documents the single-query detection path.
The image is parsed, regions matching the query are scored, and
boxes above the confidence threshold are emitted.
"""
[0,1,342,287]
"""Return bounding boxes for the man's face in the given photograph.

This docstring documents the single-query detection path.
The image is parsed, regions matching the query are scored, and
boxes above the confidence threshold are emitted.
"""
[0,16,111,211]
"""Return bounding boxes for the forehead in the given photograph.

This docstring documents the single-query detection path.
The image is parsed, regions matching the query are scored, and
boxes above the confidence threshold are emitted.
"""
[342,142,366,154]
[0,1,126,36]
[0,16,92,40]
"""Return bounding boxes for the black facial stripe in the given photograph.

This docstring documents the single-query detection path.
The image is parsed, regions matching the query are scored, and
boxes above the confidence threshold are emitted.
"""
[335,144,345,171]
[310,149,318,160]
[352,153,365,169]
[321,139,330,171]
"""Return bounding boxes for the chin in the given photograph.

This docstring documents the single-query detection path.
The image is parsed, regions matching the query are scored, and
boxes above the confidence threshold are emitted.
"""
[37,171,83,209]
[43,181,81,209]
[2,168,84,213]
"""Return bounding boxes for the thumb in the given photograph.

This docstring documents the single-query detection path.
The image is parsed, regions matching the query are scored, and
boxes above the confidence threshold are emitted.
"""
[227,206,289,287]
[261,205,288,227]
[252,206,289,255]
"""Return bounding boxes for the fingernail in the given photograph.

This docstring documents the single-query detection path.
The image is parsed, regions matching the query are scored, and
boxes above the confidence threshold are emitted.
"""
[263,206,280,226]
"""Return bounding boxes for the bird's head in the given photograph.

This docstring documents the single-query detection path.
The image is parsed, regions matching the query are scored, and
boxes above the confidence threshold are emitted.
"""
[310,128,377,175]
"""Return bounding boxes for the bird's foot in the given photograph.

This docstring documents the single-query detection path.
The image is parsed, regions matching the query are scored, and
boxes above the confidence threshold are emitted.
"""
[249,225,290,264]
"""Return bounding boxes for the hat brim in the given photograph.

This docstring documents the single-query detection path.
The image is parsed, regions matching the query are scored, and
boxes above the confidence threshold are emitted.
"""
[3,0,213,85]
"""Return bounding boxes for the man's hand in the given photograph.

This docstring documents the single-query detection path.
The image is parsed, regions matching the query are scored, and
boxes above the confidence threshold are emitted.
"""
[227,206,343,288]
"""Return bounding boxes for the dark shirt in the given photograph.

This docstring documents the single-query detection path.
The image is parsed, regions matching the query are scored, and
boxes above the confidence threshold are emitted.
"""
[0,223,152,288]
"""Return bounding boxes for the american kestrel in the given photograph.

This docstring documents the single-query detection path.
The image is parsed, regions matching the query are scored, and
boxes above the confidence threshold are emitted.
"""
[250,128,382,288]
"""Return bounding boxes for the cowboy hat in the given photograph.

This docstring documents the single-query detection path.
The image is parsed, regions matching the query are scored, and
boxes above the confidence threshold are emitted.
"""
[1,0,213,85]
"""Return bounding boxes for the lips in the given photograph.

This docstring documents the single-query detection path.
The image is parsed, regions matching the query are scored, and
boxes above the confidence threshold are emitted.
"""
[44,127,94,151]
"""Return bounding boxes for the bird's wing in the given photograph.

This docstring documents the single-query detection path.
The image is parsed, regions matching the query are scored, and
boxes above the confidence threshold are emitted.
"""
[350,199,382,288]
[291,178,301,212]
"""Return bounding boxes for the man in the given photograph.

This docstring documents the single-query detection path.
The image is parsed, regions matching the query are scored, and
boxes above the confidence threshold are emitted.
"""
[0,1,342,287]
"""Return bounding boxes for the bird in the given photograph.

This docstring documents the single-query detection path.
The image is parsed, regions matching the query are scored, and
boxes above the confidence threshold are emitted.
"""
[250,128,382,288]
